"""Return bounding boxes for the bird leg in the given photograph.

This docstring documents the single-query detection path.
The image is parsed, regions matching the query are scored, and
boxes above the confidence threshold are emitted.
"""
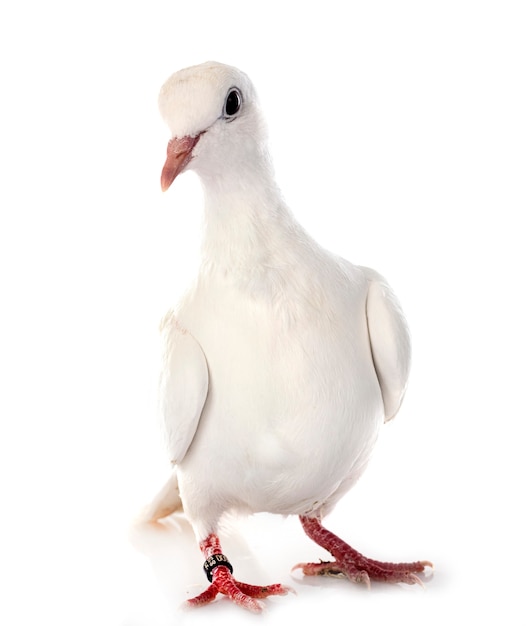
[186,534,289,612]
[295,515,432,586]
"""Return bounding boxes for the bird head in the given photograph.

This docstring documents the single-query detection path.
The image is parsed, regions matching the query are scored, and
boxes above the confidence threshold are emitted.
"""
[159,61,267,191]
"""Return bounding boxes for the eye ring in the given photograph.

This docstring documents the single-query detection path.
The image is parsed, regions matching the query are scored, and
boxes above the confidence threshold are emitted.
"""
[223,87,242,118]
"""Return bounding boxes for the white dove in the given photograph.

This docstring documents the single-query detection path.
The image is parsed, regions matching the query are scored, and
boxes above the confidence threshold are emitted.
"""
[145,61,431,612]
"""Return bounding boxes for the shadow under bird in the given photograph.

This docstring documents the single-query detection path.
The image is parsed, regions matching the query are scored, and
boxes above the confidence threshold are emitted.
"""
[144,60,432,612]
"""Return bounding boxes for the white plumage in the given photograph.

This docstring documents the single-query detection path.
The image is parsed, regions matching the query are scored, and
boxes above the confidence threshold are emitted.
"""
[146,61,426,612]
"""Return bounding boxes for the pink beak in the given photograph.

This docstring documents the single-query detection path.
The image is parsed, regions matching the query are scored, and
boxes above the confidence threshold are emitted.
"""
[161,134,202,192]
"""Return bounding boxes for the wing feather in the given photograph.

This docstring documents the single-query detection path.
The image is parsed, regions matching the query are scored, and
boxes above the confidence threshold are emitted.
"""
[159,312,209,463]
[363,268,411,422]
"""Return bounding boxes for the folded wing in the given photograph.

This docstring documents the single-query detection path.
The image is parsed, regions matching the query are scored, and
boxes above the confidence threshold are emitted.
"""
[159,312,209,463]
[364,268,411,422]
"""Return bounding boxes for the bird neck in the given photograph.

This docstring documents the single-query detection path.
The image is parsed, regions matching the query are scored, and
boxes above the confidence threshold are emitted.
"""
[198,166,294,274]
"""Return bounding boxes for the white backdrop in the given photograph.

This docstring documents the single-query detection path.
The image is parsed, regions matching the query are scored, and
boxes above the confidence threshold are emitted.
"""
[1,1,525,624]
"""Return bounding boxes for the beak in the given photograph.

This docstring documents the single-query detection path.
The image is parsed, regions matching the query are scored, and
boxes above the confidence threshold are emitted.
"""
[161,134,201,192]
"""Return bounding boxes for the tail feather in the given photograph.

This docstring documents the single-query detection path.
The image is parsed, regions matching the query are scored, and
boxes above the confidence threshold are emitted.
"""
[141,471,183,522]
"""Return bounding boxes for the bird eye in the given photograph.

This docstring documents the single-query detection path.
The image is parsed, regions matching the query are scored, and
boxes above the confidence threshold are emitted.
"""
[224,88,242,118]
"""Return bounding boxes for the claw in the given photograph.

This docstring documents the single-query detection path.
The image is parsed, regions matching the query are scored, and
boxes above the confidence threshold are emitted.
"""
[407,573,425,588]
[354,570,371,589]
[291,562,304,573]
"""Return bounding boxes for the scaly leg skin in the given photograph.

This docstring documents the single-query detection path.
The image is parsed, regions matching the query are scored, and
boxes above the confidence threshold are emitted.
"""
[295,515,433,587]
[186,534,289,612]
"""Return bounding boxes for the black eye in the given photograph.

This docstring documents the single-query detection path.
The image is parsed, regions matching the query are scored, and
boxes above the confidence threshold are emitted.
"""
[224,88,242,117]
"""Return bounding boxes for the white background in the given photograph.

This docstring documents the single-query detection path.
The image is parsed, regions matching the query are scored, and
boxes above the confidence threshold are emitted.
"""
[1,1,525,624]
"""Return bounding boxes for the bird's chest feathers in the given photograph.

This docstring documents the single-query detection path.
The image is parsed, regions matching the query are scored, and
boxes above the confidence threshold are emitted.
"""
[179,261,374,415]
[176,253,382,513]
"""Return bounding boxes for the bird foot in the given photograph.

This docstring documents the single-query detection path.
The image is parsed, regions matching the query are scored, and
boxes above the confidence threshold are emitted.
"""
[186,568,289,612]
[298,516,432,587]
[186,534,289,612]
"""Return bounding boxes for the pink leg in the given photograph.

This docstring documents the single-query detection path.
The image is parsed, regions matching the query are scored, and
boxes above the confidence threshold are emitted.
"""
[295,515,432,586]
[186,534,289,612]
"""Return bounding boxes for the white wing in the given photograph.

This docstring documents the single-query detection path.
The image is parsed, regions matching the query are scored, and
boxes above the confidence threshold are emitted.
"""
[159,312,209,463]
[363,268,411,422]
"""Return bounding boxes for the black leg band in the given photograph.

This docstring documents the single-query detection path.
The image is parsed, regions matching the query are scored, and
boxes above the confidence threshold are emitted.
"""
[203,553,234,582]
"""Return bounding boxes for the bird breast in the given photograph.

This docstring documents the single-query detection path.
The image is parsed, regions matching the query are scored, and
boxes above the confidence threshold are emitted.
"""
[174,259,384,516]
